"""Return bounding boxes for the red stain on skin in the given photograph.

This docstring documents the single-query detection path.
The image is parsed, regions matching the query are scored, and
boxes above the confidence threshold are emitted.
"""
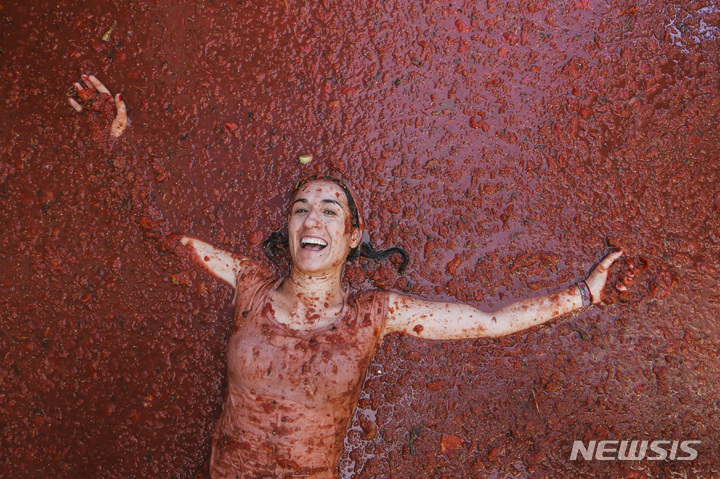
[413,324,424,334]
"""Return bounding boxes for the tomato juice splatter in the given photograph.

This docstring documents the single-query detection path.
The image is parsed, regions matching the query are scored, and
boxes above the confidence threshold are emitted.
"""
[1,0,718,477]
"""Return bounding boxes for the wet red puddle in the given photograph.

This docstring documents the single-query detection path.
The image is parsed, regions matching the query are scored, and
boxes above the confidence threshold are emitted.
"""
[1,0,719,477]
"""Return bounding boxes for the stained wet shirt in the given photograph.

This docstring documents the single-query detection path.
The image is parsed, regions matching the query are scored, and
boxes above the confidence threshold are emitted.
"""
[210,261,390,478]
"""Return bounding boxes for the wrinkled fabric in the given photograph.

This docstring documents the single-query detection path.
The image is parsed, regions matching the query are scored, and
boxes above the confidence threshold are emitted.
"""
[210,261,390,478]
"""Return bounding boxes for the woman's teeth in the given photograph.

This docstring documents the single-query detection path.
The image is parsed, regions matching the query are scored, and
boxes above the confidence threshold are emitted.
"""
[301,238,328,250]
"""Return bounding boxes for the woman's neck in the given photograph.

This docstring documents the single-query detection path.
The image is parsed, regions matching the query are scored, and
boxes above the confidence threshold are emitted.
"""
[273,268,346,327]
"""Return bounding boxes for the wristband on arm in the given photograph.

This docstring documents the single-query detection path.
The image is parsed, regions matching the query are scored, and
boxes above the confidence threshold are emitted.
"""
[577,280,593,306]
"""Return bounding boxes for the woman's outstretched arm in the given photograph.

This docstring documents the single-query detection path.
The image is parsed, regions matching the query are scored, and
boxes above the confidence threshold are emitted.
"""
[180,236,251,288]
[384,250,623,340]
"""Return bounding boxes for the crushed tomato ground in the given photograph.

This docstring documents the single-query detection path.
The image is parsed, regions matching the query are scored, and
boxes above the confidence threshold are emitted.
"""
[1,0,719,477]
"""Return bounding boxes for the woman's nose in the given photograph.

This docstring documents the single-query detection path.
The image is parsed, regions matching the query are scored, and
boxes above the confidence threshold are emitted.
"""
[303,208,322,227]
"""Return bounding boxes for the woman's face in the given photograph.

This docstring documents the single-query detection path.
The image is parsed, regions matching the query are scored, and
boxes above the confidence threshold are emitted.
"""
[288,180,361,277]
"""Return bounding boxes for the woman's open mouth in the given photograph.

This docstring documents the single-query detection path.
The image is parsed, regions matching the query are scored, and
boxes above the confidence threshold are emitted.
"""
[301,237,328,251]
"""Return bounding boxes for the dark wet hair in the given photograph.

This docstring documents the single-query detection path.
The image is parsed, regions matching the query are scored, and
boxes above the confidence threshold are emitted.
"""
[263,176,409,274]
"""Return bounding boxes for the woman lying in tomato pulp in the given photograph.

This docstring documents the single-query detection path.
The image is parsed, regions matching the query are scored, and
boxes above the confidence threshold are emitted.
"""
[70,76,627,479]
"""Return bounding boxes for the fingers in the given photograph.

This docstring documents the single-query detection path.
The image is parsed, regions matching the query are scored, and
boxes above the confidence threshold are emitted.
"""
[75,74,111,95]
[615,270,635,294]
[73,76,96,102]
[111,93,127,137]
[87,75,111,95]
[598,249,624,272]
[68,97,83,112]
[81,75,95,90]
[71,75,96,109]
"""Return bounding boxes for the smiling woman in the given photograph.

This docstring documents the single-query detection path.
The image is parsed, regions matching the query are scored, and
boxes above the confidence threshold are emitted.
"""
[180,177,625,479]
[181,178,407,478]
[69,77,628,479]
[262,175,409,275]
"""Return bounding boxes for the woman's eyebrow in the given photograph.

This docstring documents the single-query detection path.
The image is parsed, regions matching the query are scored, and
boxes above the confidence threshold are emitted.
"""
[320,199,342,207]
[292,198,344,208]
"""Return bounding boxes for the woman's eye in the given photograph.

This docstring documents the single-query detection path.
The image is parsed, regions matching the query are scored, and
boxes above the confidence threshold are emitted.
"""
[294,208,308,214]
[324,209,337,215]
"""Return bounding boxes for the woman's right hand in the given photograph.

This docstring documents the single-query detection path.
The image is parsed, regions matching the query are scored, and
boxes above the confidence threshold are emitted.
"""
[68,75,127,137]
[584,249,624,304]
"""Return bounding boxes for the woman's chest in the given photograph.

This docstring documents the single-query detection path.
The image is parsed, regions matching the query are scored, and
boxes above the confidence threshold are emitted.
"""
[226,308,380,403]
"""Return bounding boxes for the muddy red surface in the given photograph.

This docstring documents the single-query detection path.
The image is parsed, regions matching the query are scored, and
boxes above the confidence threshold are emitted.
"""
[2,0,719,477]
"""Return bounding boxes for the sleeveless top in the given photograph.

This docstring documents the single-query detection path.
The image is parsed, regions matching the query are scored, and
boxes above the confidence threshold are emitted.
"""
[209,260,390,479]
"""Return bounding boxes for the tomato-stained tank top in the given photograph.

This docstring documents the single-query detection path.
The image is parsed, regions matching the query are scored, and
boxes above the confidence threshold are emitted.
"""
[210,260,390,478]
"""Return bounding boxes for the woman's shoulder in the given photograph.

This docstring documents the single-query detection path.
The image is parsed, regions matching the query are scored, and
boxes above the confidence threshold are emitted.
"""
[348,288,392,317]
[232,257,281,312]
[351,288,391,302]
[235,257,279,289]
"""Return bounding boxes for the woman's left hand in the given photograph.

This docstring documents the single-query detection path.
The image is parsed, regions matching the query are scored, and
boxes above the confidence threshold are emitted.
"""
[585,249,624,304]
[68,75,127,137]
